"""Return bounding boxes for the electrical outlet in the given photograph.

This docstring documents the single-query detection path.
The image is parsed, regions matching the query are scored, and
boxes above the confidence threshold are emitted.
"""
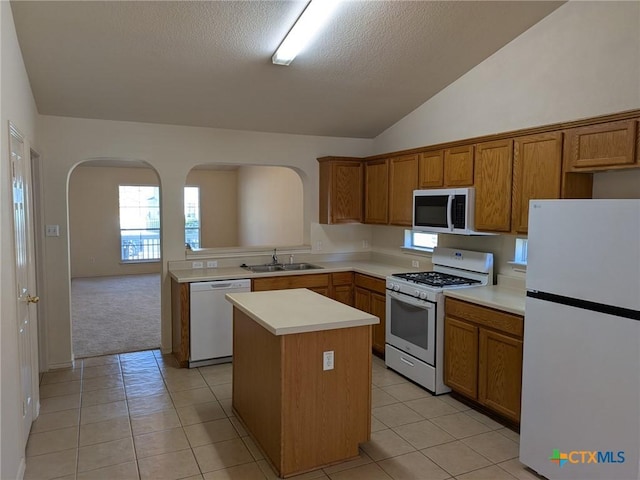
[316,241,323,251]
[362,239,369,248]
[45,225,60,237]
[323,351,334,371]
[412,260,420,268]
[206,260,218,268]
[191,261,204,269]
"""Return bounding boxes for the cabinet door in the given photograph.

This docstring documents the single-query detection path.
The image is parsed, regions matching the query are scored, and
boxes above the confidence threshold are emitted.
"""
[418,150,444,188]
[512,133,562,234]
[478,328,523,423]
[443,145,474,186]
[354,286,371,312]
[474,139,513,232]
[332,285,353,306]
[318,159,363,224]
[444,316,478,399]
[389,154,419,226]
[370,292,386,356]
[364,159,389,224]
[564,119,638,171]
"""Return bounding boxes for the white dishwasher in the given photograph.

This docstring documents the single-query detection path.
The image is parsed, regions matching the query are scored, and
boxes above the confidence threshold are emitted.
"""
[189,279,251,367]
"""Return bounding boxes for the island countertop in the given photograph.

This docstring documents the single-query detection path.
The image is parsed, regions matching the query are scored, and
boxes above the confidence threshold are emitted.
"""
[226,288,379,336]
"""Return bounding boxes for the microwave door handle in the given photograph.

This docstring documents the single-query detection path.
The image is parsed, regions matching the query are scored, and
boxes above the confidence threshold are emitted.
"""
[447,195,454,231]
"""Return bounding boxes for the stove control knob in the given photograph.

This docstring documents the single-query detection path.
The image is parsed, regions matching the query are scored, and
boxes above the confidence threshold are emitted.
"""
[393,284,401,292]
[414,290,420,297]
[419,292,427,300]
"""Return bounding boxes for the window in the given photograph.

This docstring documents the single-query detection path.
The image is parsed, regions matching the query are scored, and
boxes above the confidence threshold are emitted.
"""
[184,186,200,249]
[514,238,528,264]
[404,230,438,252]
[119,186,160,261]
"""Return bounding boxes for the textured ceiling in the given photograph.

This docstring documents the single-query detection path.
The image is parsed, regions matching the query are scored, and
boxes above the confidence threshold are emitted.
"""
[11,1,564,138]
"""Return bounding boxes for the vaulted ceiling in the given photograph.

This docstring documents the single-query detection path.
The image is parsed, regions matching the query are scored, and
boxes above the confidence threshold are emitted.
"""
[11,1,564,138]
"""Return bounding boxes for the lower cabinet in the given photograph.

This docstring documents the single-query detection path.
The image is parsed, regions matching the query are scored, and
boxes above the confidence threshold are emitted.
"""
[354,273,386,356]
[444,297,523,424]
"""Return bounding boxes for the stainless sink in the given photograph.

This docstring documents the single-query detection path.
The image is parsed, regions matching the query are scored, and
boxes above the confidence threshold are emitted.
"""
[243,264,284,273]
[281,263,323,271]
[241,263,323,273]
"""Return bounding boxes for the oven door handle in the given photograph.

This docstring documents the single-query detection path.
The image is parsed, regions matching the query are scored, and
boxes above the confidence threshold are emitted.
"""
[387,290,435,309]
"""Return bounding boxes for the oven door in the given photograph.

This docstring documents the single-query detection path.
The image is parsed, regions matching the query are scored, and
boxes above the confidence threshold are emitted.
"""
[386,290,436,366]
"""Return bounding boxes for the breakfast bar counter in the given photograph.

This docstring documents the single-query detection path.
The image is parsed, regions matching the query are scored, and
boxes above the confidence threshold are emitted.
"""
[225,289,378,478]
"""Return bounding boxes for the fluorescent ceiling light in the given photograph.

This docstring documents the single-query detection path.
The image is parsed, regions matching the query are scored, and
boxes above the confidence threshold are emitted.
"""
[272,0,340,66]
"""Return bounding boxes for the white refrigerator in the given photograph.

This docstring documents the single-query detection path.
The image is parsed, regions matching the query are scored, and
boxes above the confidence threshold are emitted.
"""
[520,200,640,480]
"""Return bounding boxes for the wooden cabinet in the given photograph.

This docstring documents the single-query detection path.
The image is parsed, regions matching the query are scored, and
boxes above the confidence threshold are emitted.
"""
[474,139,513,232]
[511,132,563,234]
[564,119,638,171]
[354,273,386,356]
[389,154,419,226]
[330,272,354,306]
[444,298,523,424]
[443,316,478,399]
[171,279,190,367]
[318,157,363,224]
[252,274,330,297]
[419,150,444,188]
[478,328,523,421]
[444,145,474,186]
[364,159,389,224]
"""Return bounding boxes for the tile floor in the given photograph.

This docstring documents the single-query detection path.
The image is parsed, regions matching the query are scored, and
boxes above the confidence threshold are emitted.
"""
[25,350,542,480]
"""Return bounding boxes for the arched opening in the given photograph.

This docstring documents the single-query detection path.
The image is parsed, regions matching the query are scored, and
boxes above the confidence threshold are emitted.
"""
[186,164,304,249]
[68,159,162,358]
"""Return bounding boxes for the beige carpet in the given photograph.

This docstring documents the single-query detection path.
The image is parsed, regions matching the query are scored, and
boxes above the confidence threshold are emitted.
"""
[71,274,161,358]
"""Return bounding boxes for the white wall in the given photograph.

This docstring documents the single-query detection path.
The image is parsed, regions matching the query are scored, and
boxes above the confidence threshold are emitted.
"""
[237,166,303,247]
[370,1,640,274]
[37,115,372,369]
[1,2,41,478]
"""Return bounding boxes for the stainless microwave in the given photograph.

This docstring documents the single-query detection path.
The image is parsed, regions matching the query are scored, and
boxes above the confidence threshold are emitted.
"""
[412,187,485,235]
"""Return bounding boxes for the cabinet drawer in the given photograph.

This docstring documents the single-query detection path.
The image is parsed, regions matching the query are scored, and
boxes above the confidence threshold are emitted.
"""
[332,271,354,286]
[445,298,523,338]
[252,274,330,292]
[354,273,386,294]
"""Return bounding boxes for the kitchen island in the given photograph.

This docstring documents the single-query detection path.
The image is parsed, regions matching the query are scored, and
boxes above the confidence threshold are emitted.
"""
[225,289,378,478]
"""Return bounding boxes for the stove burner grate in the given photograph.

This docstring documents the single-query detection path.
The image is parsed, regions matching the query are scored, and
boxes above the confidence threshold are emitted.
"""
[392,271,481,287]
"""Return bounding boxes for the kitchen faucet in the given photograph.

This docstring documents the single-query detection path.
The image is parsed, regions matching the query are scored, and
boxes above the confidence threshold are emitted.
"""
[272,248,278,264]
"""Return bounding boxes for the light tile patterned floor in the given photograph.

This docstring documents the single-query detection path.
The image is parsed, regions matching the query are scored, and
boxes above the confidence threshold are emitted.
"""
[25,351,542,480]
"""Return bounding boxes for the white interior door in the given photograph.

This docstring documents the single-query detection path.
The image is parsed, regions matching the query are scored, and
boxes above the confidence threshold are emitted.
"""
[10,123,39,445]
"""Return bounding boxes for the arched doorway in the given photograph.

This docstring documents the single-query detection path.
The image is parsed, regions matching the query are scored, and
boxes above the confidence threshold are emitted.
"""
[68,159,162,358]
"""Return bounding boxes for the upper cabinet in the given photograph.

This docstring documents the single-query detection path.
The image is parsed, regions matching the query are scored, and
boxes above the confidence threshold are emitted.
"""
[364,159,389,224]
[318,157,363,224]
[474,140,513,232]
[389,154,419,226]
[511,133,563,234]
[418,150,444,188]
[564,119,638,171]
[444,145,474,187]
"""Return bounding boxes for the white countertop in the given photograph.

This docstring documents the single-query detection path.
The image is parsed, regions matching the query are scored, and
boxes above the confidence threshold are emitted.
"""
[170,260,410,283]
[226,289,379,336]
[444,285,526,316]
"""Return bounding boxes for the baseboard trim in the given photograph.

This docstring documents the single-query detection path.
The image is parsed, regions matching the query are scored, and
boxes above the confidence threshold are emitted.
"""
[16,456,26,480]
[47,361,74,370]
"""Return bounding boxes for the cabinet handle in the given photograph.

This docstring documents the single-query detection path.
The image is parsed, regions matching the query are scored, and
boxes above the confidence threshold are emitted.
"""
[400,357,415,367]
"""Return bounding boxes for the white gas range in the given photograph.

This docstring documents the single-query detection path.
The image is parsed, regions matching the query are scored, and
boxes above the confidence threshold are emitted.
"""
[385,247,494,394]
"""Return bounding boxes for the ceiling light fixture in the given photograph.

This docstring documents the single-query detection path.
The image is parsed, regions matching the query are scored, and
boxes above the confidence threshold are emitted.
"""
[272,0,340,66]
